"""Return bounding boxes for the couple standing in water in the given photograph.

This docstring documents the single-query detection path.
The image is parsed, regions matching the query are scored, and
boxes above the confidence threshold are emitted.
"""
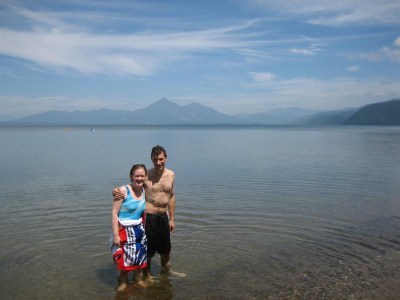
[110,145,183,291]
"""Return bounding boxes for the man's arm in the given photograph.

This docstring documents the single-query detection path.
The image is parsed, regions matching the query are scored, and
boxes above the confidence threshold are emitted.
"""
[112,187,125,201]
[168,194,176,232]
[168,174,176,232]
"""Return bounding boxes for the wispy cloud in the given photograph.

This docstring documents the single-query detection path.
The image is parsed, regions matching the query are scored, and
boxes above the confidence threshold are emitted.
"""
[358,37,400,63]
[347,66,360,72]
[0,5,266,76]
[248,72,277,82]
[232,74,400,112]
[2,2,393,79]
[290,43,324,56]
[249,0,400,26]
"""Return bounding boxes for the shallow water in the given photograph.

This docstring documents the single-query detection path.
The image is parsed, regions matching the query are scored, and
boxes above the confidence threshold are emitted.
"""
[0,125,399,299]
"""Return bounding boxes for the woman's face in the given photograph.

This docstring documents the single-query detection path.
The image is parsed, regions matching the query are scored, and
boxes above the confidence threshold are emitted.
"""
[131,168,146,188]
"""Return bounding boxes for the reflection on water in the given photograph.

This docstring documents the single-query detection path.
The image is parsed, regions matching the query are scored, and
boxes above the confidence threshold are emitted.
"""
[0,125,399,299]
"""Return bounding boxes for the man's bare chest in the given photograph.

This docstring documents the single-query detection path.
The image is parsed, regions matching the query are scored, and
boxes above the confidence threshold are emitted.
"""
[146,178,172,194]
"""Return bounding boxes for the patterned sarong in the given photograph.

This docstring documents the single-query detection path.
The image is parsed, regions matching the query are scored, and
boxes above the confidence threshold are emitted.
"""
[110,223,147,271]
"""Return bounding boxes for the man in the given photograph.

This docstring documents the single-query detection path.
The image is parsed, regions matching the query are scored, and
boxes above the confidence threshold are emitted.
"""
[113,145,177,279]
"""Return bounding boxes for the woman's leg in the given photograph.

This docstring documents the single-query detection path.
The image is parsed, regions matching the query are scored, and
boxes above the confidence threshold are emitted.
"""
[116,270,128,291]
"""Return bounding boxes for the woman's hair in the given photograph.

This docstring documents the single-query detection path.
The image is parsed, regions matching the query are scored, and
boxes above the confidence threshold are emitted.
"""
[130,164,147,179]
[151,145,167,158]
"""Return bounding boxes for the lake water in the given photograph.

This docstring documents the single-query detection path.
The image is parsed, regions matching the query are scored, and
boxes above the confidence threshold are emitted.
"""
[0,125,399,300]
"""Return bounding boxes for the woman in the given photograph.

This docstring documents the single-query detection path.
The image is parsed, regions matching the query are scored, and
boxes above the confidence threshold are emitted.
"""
[110,164,148,291]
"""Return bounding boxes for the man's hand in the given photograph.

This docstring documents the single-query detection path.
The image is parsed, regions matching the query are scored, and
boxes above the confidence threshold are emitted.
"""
[112,187,125,201]
[169,220,175,233]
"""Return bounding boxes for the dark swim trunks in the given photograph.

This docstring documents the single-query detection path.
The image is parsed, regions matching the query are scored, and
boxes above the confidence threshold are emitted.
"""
[145,212,171,257]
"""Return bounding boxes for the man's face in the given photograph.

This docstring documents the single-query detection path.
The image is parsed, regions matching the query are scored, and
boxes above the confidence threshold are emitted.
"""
[152,152,167,171]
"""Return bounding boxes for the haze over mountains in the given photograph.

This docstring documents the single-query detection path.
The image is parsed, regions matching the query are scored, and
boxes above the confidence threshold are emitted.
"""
[4,98,400,126]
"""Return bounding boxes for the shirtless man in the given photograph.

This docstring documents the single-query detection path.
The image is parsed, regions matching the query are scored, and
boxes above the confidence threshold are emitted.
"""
[113,145,176,278]
[143,145,175,277]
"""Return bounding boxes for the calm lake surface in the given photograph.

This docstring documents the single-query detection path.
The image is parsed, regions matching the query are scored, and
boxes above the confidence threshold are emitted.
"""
[0,125,399,300]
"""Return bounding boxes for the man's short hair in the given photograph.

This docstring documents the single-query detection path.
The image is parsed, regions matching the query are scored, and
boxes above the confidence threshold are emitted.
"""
[151,145,167,158]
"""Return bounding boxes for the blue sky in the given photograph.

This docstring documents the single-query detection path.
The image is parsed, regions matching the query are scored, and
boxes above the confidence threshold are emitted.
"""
[1,0,399,120]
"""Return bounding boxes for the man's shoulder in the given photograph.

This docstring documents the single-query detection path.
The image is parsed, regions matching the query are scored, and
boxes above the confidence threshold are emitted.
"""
[165,168,174,175]
[164,168,175,178]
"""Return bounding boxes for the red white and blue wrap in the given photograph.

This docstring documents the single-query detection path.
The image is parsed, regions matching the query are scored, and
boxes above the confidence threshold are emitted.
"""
[110,222,147,271]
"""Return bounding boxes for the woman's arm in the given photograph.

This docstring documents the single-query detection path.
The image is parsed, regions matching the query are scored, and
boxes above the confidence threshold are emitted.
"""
[111,187,126,246]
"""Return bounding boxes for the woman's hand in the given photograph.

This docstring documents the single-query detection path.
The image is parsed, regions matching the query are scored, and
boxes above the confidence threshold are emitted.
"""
[113,235,121,246]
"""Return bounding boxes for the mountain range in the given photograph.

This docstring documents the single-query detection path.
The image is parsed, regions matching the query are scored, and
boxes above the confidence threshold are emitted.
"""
[4,98,400,126]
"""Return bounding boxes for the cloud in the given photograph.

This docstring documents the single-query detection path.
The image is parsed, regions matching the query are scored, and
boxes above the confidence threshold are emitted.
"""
[290,43,324,56]
[0,27,245,76]
[347,66,360,72]
[378,47,400,63]
[237,74,400,112]
[359,38,400,63]
[249,0,400,26]
[0,5,264,76]
[248,72,277,82]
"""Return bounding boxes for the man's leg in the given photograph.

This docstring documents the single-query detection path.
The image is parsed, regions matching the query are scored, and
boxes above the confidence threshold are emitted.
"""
[143,256,153,282]
[160,253,171,273]
[161,253,186,277]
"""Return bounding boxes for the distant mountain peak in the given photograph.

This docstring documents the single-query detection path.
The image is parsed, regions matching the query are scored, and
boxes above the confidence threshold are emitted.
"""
[5,98,398,126]
[156,97,173,104]
[149,97,178,106]
[122,98,240,124]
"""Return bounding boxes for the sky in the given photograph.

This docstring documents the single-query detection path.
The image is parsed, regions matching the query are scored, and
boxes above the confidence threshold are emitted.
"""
[1,0,399,120]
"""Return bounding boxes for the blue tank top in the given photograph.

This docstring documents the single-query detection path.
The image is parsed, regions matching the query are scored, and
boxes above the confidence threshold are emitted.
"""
[118,185,146,225]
